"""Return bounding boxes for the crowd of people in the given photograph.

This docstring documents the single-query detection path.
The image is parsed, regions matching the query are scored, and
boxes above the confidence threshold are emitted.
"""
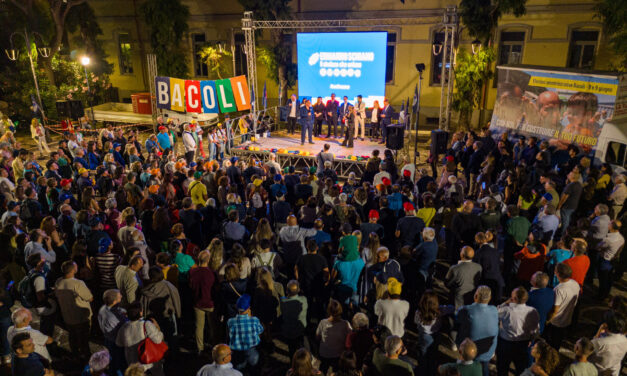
[0,117,625,376]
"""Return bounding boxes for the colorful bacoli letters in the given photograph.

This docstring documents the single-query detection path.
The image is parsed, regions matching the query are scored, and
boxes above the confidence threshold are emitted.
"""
[155,75,251,114]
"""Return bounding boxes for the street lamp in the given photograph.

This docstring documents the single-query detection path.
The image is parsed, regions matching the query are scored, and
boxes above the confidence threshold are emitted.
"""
[80,56,96,125]
[4,28,49,125]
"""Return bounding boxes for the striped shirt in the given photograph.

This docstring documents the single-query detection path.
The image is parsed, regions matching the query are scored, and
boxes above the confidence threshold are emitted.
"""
[94,252,121,290]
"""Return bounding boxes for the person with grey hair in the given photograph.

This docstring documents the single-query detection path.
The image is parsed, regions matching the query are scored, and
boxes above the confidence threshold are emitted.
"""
[445,246,482,308]
[372,335,414,375]
[196,344,242,376]
[6,308,53,361]
[456,286,498,376]
[280,280,308,358]
[527,271,554,335]
[98,289,128,374]
[266,153,281,173]
[609,174,626,219]
[85,349,111,376]
[346,312,374,367]
[414,227,438,284]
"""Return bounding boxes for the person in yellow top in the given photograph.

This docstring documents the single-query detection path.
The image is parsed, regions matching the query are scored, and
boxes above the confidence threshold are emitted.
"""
[417,196,436,226]
[595,163,612,191]
[11,149,28,180]
[188,171,207,206]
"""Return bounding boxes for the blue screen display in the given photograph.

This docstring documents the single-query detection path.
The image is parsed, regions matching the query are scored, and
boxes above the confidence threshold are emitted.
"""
[297,32,387,107]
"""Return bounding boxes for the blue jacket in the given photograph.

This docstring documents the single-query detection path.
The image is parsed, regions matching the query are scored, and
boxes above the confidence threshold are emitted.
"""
[87,152,100,170]
[157,132,171,150]
[381,104,394,125]
[299,105,314,126]
[527,288,555,333]
[456,303,499,362]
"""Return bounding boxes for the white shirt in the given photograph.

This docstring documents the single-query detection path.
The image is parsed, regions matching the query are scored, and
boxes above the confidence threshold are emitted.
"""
[371,108,379,122]
[196,362,243,376]
[497,302,540,341]
[289,100,297,117]
[182,131,196,152]
[599,232,625,261]
[7,325,51,360]
[591,333,627,376]
[374,298,410,338]
[551,279,580,327]
[373,171,391,186]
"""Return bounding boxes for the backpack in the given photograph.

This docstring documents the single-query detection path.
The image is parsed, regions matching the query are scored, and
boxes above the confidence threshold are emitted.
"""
[254,252,275,275]
[388,193,403,213]
[18,270,42,309]
[19,199,33,222]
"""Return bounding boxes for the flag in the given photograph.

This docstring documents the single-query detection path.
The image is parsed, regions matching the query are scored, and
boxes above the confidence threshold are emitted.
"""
[278,83,282,107]
[412,84,419,113]
[31,94,40,114]
[400,100,405,114]
[262,81,267,110]
[250,84,255,112]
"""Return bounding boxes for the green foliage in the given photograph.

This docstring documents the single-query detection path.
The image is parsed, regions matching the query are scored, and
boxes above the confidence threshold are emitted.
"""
[198,46,233,79]
[595,0,627,70]
[459,0,527,44]
[452,47,495,129]
[257,45,297,89]
[237,0,292,20]
[141,0,190,77]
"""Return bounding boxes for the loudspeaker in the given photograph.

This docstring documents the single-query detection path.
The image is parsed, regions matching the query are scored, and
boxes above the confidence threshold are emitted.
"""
[386,125,405,150]
[56,100,84,119]
[430,129,449,155]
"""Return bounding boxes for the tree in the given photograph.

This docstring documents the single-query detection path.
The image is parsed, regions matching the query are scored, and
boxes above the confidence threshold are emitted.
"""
[452,47,495,130]
[66,2,113,75]
[459,0,527,45]
[141,0,190,77]
[198,46,233,79]
[237,0,296,104]
[595,0,627,70]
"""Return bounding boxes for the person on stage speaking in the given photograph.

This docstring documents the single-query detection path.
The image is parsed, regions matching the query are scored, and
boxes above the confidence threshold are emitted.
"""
[379,98,394,145]
[341,105,356,149]
[370,100,382,141]
[325,93,339,138]
[286,94,300,135]
[299,98,315,145]
[339,96,352,139]
[354,95,366,141]
[313,97,325,137]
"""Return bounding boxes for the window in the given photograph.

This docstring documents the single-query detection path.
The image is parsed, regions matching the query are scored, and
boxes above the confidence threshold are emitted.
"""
[494,31,525,86]
[192,33,209,77]
[118,33,133,74]
[431,31,448,85]
[567,30,598,69]
[233,33,247,76]
[606,141,626,167]
[386,33,396,83]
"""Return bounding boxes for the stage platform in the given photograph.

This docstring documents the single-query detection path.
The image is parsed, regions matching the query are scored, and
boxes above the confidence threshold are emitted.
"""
[232,132,385,178]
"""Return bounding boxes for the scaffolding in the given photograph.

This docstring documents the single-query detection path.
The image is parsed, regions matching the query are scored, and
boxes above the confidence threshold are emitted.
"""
[241,10,456,129]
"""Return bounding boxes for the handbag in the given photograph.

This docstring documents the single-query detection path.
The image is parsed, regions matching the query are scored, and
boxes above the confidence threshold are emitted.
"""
[137,321,168,364]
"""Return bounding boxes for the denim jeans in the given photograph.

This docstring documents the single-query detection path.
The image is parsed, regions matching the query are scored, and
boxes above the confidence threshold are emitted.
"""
[560,208,575,231]
[233,346,259,371]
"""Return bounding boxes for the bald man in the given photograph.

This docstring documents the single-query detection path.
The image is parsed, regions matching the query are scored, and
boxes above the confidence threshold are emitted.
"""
[196,344,242,376]
[445,246,483,308]
[279,215,317,256]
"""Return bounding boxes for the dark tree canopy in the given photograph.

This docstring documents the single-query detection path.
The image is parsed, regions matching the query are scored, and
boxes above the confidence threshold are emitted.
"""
[459,0,527,44]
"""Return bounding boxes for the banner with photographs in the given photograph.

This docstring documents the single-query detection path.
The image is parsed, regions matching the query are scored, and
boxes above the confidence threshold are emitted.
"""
[490,66,622,149]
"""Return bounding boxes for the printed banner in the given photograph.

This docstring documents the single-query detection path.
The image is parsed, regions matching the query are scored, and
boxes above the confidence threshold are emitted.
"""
[154,75,251,115]
[490,66,621,149]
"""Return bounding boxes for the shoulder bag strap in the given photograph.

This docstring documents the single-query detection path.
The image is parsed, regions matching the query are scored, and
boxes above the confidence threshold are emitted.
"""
[229,282,242,297]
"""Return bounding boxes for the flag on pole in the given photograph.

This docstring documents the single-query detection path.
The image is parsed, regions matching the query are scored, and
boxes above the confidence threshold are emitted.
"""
[262,81,267,110]
[400,100,405,114]
[412,84,419,113]
[31,94,40,114]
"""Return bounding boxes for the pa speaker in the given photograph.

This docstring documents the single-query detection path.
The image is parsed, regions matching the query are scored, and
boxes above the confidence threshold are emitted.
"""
[56,100,84,119]
[386,125,404,150]
[56,101,71,118]
[430,129,449,155]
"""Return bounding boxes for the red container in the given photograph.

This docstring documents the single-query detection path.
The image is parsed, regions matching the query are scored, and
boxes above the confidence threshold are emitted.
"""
[131,93,152,114]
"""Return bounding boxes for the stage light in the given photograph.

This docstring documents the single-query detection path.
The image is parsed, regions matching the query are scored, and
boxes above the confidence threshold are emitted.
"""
[80,56,91,66]
[415,63,425,73]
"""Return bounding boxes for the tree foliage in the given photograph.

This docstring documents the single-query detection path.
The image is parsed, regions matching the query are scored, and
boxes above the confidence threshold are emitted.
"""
[66,2,113,75]
[459,0,527,44]
[595,0,627,70]
[452,47,495,129]
[198,46,233,79]
[141,0,190,77]
[237,0,295,104]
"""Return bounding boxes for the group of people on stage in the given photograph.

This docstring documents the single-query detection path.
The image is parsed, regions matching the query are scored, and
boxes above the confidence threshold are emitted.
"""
[286,93,394,148]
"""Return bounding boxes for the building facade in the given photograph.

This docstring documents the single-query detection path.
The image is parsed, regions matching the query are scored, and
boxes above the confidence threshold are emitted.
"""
[88,0,613,127]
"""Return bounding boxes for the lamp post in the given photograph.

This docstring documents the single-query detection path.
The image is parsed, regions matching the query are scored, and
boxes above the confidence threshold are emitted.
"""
[413,63,425,166]
[4,28,50,125]
[80,56,96,125]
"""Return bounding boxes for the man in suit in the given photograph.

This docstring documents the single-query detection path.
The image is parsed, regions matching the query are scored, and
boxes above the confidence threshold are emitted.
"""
[299,99,314,145]
[445,246,482,308]
[354,95,366,141]
[325,93,339,138]
[286,94,300,135]
[380,98,394,145]
[456,286,499,376]
[338,96,351,139]
[313,96,326,137]
[341,105,356,148]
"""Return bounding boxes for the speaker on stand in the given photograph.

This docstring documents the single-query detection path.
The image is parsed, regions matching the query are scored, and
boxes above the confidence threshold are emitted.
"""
[386,124,405,150]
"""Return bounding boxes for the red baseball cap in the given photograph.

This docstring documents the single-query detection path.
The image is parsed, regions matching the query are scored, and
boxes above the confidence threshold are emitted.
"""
[403,202,415,212]
[382,177,391,186]
[403,169,411,177]
[60,179,72,187]
[369,210,380,219]
[446,155,455,162]
[158,126,166,131]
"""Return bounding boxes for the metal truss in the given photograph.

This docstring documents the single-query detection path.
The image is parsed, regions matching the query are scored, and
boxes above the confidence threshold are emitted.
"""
[438,6,458,131]
[251,17,440,29]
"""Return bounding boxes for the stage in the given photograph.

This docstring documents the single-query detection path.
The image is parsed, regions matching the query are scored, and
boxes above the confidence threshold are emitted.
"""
[231,131,386,178]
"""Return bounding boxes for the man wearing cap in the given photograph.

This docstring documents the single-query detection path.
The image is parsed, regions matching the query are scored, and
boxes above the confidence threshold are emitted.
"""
[373,162,391,187]
[395,203,425,248]
[227,294,264,372]
[157,125,172,156]
[86,216,112,257]
[360,210,384,247]
[112,143,125,167]
[77,168,93,192]
[374,277,409,337]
